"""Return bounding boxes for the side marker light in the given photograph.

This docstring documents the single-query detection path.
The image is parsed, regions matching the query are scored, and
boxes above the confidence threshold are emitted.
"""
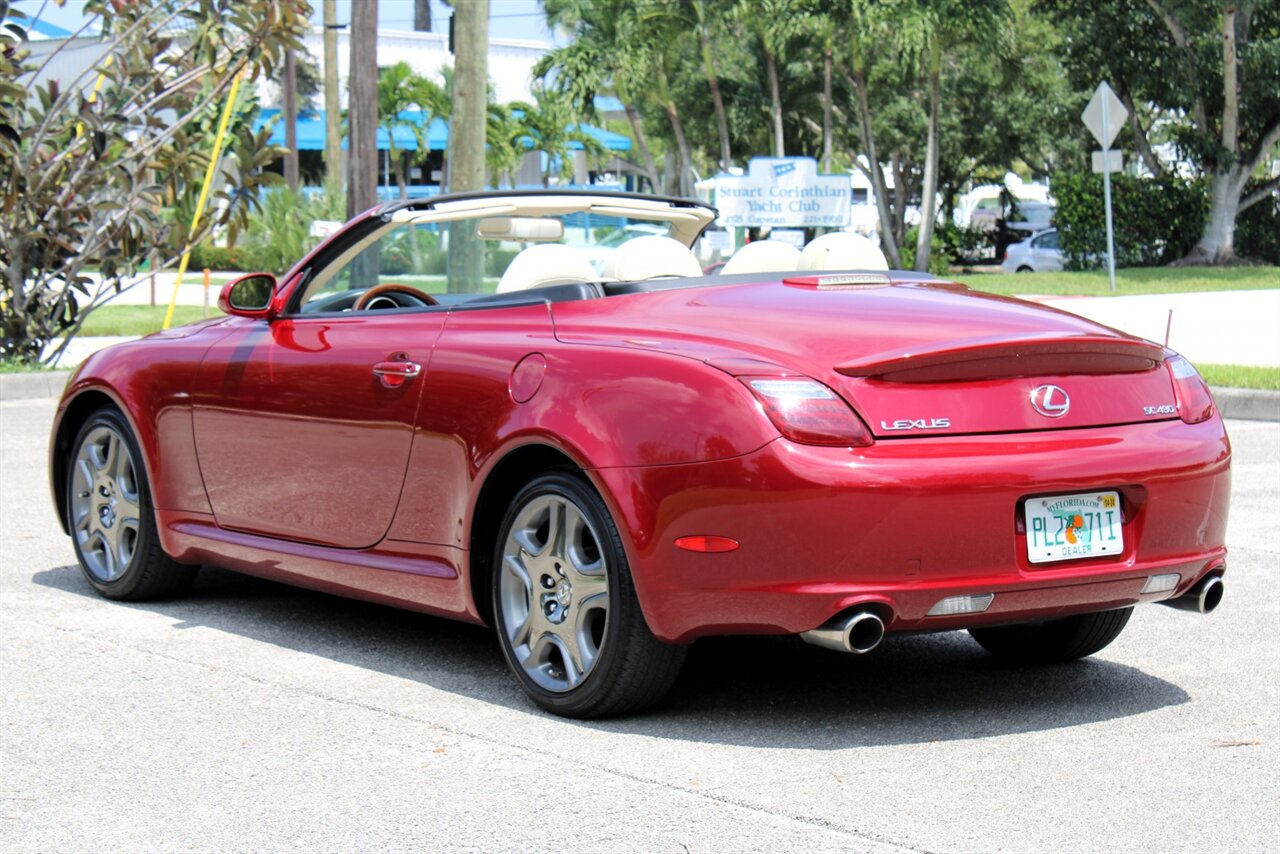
[674,536,740,553]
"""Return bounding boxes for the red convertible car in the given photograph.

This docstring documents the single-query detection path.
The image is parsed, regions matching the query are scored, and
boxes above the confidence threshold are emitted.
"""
[50,190,1229,717]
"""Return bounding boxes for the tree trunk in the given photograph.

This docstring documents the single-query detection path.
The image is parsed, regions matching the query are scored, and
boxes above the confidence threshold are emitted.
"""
[914,61,940,273]
[821,46,833,174]
[323,0,342,189]
[413,0,431,31]
[765,49,784,157]
[664,101,695,197]
[623,102,660,192]
[283,48,299,191]
[851,67,900,267]
[656,67,694,197]
[701,34,732,171]
[892,152,909,248]
[392,149,408,199]
[346,0,378,219]
[1185,170,1241,263]
[449,0,488,290]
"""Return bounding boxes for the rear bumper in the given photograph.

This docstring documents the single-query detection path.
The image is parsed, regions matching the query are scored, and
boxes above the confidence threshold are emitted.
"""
[592,417,1231,643]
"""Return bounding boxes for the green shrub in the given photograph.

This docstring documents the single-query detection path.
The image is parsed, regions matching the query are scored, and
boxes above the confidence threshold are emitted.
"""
[1053,172,1207,270]
[936,221,992,263]
[1237,182,1280,265]
[900,227,953,276]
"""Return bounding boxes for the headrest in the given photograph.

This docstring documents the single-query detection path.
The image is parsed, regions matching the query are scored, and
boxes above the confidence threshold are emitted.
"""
[603,235,702,281]
[718,240,802,275]
[799,232,889,271]
[496,244,597,293]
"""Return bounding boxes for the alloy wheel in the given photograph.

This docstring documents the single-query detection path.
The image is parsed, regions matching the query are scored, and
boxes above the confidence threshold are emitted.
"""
[499,493,610,693]
[69,425,141,582]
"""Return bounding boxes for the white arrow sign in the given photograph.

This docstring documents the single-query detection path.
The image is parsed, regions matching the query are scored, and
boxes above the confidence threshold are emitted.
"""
[1082,81,1128,150]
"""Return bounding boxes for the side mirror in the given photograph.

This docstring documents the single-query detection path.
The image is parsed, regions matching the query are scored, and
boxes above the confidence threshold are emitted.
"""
[218,273,278,319]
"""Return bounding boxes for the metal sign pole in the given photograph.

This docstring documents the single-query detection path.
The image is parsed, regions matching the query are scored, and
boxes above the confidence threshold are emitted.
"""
[1101,102,1117,292]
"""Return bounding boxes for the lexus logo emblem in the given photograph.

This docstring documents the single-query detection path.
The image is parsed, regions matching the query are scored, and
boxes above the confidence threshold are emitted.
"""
[1030,384,1071,418]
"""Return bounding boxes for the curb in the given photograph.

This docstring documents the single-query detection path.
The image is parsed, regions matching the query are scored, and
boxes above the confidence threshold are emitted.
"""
[0,371,71,402]
[1209,386,1280,423]
[3,371,1278,421]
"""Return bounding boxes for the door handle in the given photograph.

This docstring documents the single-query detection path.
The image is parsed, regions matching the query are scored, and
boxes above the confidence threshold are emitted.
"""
[372,360,422,388]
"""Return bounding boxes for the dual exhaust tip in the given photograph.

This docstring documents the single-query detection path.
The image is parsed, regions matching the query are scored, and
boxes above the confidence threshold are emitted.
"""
[802,574,1223,654]
[800,609,885,654]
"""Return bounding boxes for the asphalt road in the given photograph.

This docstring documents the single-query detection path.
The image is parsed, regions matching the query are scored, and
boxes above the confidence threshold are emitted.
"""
[2,397,1277,853]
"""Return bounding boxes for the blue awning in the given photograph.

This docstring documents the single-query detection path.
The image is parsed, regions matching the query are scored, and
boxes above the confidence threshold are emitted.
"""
[254,109,631,153]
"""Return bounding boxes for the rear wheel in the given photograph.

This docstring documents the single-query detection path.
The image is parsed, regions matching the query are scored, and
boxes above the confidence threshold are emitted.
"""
[1016,265,1034,273]
[968,607,1133,664]
[66,408,197,600]
[492,470,686,718]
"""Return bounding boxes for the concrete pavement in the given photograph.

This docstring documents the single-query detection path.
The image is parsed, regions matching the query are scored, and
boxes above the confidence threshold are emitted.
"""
[2,396,1278,852]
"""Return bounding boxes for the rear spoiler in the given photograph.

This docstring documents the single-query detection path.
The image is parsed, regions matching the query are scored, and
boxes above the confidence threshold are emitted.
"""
[835,334,1165,383]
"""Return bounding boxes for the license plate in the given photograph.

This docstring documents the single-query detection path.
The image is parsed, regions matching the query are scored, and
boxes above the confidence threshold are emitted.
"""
[1024,491,1123,564]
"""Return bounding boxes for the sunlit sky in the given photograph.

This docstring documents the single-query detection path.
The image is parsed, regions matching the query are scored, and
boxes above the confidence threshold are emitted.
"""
[14,0,559,44]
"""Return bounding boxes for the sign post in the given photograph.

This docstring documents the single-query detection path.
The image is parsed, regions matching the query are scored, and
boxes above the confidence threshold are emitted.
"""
[1082,82,1128,292]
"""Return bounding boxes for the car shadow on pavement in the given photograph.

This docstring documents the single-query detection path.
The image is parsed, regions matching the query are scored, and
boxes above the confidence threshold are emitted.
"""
[34,564,1189,749]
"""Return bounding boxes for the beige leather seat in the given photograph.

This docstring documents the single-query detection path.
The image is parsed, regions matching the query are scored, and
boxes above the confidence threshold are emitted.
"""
[496,244,598,293]
[604,235,702,281]
[799,232,890,271]
[718,240,802,275]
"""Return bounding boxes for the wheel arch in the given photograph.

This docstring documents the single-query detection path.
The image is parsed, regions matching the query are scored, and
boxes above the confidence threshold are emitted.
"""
[50,386,140,535]
[467,442,590,626]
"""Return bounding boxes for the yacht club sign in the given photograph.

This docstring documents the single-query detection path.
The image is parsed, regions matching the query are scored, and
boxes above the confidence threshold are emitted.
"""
[714,157,851,228]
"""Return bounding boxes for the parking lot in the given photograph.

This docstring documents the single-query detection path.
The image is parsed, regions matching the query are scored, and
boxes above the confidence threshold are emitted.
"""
[2,396,1277,852]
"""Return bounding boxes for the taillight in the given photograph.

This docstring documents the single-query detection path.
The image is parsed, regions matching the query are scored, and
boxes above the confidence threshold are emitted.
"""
[742,378,874,446]
[1166,355,1214,424]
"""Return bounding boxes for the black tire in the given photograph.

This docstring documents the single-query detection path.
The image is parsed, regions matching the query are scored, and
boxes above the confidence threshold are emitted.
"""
[1016,265,1034,273]
[66,407,198,601]
[968,607,1133,664]
[492,469,686,718]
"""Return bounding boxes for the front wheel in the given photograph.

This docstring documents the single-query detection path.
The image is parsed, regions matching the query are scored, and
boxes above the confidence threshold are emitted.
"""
[968,607,1133,664]
[66,408,198,600]
[492,470,686,718]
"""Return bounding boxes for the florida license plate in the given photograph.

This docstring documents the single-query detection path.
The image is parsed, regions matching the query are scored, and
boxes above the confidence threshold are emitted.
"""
[1025,491,1123,564]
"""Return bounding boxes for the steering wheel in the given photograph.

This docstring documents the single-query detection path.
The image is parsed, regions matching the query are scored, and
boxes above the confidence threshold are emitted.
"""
[354,283,439,310]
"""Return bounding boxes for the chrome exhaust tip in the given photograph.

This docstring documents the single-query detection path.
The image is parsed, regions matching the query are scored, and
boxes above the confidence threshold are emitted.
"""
[1160,574,1224,614]
[800,609,886,654]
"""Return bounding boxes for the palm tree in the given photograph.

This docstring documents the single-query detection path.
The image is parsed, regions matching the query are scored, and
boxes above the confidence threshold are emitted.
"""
[735,0,801,158]
[538,0,661,191]
[512,84,608,187]
[486,102,529,188]
[376,61,448,198]
[901,0,1010,271]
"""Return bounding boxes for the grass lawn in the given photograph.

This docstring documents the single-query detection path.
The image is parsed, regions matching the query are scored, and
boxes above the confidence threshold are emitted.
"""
[958,265,1279,297]
[1197,363,1280,391]
[77,305,222,337]
[0,358,50,374]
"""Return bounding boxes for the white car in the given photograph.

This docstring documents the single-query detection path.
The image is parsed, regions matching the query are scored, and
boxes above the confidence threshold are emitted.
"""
[1002,227,1063,273]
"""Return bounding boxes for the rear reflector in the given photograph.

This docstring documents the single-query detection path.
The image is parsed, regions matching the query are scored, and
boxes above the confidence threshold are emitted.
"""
[927,593,995,616]
[1141,573,1180,594]
[674,535,740,553]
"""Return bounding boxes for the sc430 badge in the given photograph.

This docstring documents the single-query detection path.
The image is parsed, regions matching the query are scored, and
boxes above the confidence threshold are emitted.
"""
[880,418,951,431]
[1144,404,1177,416]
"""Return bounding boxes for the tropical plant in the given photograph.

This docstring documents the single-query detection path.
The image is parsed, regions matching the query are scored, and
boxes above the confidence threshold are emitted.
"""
[0,0,308,366]
[486,102,529,188]
[512,83,607,186]
[538,0,663,190]
[377,60,449,199]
